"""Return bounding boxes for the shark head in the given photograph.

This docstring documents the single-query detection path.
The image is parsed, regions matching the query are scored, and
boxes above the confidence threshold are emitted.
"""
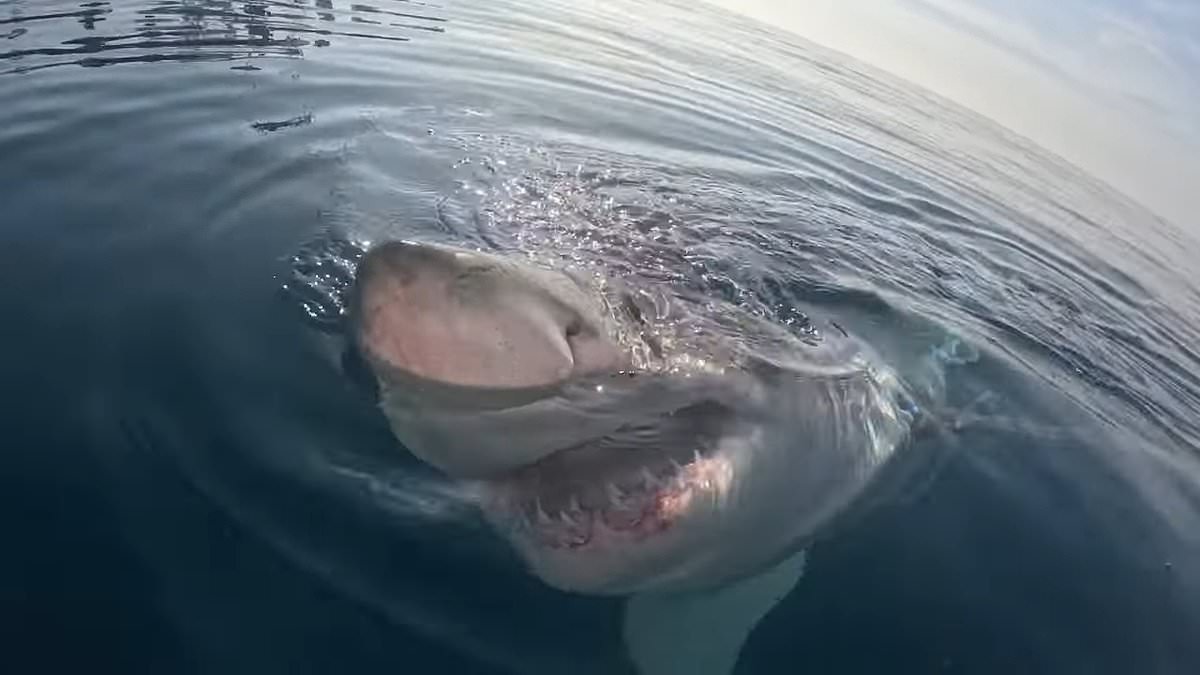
[351,241,914,594]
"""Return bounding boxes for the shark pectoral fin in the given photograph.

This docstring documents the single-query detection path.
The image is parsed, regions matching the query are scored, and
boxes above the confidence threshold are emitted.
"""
[622,549,808,675]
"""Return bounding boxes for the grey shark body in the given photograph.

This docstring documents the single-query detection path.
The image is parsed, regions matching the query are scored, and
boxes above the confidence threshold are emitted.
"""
[351,240,918,596]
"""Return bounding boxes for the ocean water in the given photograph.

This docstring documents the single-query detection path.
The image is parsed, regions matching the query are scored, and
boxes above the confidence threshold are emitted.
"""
[3,1,1200,673]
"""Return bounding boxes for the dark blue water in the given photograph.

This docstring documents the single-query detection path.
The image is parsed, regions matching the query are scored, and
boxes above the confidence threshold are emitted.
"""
[3,1,1200,673]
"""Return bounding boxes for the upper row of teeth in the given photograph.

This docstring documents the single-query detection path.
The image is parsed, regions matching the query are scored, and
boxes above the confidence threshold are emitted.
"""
[520,449,706,526]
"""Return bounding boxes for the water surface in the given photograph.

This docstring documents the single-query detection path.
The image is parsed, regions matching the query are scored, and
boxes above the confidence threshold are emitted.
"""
[3,1,1200,673]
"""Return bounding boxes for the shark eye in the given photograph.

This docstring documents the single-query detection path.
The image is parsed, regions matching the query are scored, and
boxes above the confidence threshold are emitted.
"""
[565,318,583,337]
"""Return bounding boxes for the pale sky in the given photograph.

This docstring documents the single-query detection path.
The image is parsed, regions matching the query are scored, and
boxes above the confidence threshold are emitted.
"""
[705,0,1200,229]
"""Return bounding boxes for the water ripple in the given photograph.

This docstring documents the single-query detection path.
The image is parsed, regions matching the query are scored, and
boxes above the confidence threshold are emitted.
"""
[0,0,444,74]
[434,118,1200,459]
[5,0,1200,670]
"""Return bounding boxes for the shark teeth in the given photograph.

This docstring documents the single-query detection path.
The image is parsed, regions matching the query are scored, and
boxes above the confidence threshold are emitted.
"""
[606,482,627,503]
[560,496,587,527]
[503,447,725,548]
[535,500,553,526]
[525,497,594,549]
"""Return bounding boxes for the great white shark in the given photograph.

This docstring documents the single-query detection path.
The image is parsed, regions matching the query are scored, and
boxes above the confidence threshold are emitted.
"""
[349,239,954,674]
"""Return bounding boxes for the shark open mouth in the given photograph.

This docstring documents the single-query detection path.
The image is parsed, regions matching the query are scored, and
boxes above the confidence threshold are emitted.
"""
[482,402,738,551]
